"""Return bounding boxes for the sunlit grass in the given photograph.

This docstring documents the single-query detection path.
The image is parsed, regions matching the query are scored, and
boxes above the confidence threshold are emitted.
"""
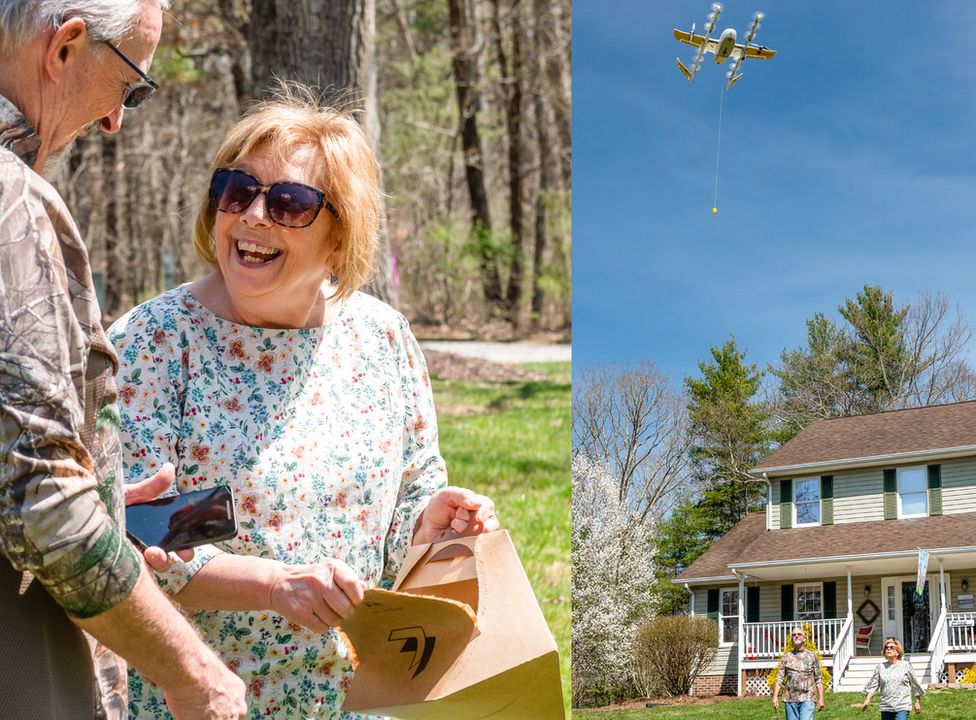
[433,360,571,713]
[572,689,975,718]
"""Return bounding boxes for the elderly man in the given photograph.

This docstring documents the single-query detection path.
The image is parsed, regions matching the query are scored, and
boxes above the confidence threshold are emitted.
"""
[772,626,826,720]
[0,2,246,719]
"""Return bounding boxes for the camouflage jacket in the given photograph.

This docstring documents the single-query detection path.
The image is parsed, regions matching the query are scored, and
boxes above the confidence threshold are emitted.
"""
[0,93,140,718]
[775,647,823,703]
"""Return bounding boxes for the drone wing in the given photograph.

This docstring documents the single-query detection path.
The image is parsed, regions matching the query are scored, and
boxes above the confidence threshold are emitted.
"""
[673,29,719,54]
[742,45,776,60]
[725,12,775,88]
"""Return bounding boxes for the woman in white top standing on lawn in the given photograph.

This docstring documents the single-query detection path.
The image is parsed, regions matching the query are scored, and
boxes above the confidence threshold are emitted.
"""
[110,83,498,719]
[860,637,924,719]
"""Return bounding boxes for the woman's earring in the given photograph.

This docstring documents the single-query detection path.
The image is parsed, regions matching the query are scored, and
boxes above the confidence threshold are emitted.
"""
[330,274,339,286]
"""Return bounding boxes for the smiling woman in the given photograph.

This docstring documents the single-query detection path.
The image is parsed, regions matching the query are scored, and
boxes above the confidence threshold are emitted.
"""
[108,82,500,719]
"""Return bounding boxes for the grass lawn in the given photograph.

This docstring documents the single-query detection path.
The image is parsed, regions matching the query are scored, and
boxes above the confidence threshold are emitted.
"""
[433,360,571,714]
[572,689,975,719]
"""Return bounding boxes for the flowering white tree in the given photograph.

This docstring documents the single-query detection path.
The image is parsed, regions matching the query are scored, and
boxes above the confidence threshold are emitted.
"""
[572,452,656,705]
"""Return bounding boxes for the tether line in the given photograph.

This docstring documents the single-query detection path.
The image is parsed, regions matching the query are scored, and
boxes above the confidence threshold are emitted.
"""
[713,84,725,213]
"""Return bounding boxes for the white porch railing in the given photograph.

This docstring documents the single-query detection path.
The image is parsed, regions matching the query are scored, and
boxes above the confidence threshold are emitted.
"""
[830,614,854,691]
[946,611,976,651]
[928,608,948,683]
[742,618,846,660]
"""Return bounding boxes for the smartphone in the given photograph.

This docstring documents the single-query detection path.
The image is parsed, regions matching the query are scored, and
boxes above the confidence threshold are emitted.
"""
[125,486,238,552]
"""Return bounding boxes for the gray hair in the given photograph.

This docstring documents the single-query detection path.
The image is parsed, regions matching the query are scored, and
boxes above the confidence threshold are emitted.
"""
[0,0,169,52]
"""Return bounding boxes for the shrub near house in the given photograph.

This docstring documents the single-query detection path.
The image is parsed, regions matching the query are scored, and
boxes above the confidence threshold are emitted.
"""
[633,616,717,697]
[673,401,976,696]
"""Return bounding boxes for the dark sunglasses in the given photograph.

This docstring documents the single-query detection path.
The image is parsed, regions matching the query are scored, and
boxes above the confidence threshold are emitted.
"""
[103,40,158,109]
[209,168,339,228]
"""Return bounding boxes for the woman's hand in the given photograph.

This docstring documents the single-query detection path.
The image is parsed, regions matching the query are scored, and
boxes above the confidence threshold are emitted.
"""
[914,697,922,714]
[268,560,366,632]
[412,487,499,545]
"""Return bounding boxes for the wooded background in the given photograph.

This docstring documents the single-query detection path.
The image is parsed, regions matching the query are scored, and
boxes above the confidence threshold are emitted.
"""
[55,0,571,333]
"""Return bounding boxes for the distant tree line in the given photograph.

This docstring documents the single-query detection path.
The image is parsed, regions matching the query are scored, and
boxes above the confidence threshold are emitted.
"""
[54,0,571,332]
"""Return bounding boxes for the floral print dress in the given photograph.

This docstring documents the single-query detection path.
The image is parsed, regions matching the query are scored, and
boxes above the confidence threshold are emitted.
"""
[109,286,447,719]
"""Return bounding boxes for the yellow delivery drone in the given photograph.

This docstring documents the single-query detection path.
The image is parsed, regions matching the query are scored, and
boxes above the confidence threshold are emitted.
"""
[674,3,776,89]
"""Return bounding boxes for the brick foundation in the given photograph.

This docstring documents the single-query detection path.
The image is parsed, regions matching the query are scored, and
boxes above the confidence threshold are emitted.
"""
[692,673,737,696]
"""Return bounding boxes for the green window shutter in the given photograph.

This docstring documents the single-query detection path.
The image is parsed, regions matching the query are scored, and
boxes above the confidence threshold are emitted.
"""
[928,464,942,516]
[824,581,837,620]
[883,469,897,520]
[747,586,760,623]
[781,584,794,621]
[780,479,793,529]
[707,588,720,622]
[821,475,834,526]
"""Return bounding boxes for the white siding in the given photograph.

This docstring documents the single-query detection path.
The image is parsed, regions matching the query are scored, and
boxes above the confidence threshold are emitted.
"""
[834,468,885,524]
[705,645,738,675]
[694,588,707,614]
[940,457,976,515]
[949,573,974,612]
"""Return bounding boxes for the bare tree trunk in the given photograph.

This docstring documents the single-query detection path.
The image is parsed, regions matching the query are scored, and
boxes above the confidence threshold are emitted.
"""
[449,0,502,305]
[530,67,552,322]
[102,137,124,317]
[537,0,570,189]
[492,0,525,320]
[247,0,397,306]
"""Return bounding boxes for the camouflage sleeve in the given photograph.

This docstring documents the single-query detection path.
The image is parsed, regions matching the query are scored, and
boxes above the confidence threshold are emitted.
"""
[0,158,140,617]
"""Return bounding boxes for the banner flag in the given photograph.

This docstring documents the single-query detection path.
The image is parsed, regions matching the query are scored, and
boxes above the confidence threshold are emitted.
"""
[916,548,930,595]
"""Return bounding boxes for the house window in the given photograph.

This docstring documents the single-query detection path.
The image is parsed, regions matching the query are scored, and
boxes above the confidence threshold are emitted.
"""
[897,466,928,518]
[796,583,824,621]
[720,588,739,646]
[794,478,821,526]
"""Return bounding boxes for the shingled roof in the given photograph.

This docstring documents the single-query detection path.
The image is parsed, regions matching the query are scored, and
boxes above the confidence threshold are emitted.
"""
[754,401,976,474]
[675,511,976,582]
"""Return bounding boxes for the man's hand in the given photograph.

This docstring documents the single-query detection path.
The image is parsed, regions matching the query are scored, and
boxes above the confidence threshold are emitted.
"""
[124,463,194,571]
[163,660,247,720]
[817,698,825,712]
[772,695,779,710]
[268,560,366,631]
[413,487,499,545]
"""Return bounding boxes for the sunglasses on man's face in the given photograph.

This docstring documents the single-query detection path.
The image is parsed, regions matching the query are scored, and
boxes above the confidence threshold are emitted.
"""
[103,40,158,109]
[209,168,340,228]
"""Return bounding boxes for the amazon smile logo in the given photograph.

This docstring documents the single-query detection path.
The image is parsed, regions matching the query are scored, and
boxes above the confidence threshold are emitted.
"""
[388,626,436,678]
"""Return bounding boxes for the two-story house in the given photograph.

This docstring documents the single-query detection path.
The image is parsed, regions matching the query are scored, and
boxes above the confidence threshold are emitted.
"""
[674,401,976,696]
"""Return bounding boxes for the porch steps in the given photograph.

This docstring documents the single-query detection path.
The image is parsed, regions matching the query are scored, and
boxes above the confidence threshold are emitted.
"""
[834,655,932,693]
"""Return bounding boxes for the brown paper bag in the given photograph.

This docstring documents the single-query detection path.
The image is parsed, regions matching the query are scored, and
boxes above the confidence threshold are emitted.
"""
[340,529,564,719]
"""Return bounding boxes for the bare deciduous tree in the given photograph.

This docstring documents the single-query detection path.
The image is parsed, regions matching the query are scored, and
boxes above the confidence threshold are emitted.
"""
[448,0,503,305]
[572,361,691,522]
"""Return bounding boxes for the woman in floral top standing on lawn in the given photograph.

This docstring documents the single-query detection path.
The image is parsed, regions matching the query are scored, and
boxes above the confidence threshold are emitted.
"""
[861,637,924,719]
[109,83,497,719]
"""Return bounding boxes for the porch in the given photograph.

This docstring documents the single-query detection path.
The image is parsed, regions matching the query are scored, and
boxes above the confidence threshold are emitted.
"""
[726,556,976,696]
[738,608,976,694]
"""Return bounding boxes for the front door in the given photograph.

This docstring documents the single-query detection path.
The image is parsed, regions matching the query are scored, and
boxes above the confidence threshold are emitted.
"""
[881,575,944,654]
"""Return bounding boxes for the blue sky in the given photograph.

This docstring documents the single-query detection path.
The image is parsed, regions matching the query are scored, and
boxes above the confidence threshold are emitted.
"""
[573,0,976,387]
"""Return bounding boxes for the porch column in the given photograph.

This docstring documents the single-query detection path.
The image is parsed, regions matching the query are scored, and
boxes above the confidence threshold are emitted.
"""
[847,567,853,618]
[687,583,695,616]
[737,572,745,697]
[939,559,946,613]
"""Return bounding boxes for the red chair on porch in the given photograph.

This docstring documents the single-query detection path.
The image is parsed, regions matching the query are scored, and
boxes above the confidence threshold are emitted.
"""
[855,625,874,655]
